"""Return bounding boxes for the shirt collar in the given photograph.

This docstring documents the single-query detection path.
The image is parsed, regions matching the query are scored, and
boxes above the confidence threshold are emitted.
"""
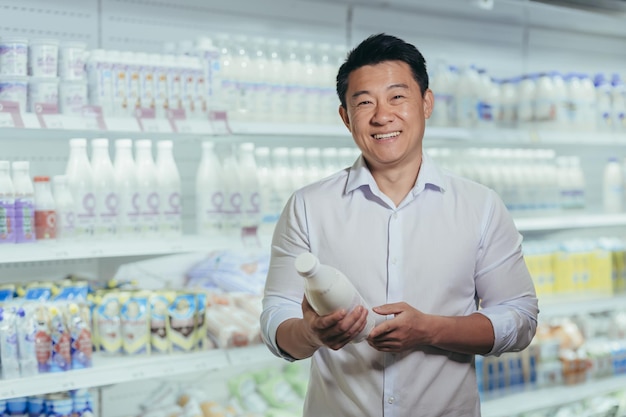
[345,150,447,197]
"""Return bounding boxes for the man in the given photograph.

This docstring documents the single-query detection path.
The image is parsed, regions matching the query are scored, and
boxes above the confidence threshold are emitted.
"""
[260,33,538,417]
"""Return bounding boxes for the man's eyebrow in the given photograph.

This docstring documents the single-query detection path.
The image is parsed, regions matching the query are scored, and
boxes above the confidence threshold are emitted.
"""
[350,84,410,101]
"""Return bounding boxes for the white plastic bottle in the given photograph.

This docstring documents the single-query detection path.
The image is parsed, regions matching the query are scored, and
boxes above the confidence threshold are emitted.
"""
[114,139,140,237]
[517,74,536,126]
[52,175,76,240]
[220,144,243,236]
[305,147,324,184]
[135,139,160,236]
[196,141,224,236]
[455,65,480,128]
[12,161,35,243]
[594,73,613,132]
[65,138,95,239]
[603,157,623,213]
[612,74,626,132]
[0,161,16,243]
[254,146,279,235]
[237,142,261,234]
[33,176,56,240]
[91,138,118,238]
[156,140,182,237]
[289,147,308,190]
[271,147,294,207]
[294,252,375,343]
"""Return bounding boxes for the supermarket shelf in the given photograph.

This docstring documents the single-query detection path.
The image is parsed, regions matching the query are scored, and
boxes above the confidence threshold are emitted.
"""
[539,293,626,318]
[0,235,247,264]
[481,374,626,417]
[0,344,276,400]
[514,212,626,232]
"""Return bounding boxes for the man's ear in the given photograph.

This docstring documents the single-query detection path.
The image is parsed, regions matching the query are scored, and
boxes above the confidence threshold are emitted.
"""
[423,89,434,119]
[339,105,351,131]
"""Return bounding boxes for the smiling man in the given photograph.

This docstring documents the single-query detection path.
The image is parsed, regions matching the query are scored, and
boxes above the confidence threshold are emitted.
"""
[260,33,538,417]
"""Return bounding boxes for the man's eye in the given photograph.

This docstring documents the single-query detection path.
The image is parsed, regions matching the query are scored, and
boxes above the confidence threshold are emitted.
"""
[392,95,405,100]
[358,100,372,106]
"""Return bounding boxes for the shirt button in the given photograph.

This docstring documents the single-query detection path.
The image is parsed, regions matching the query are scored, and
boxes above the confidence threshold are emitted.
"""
[388,396,395,404]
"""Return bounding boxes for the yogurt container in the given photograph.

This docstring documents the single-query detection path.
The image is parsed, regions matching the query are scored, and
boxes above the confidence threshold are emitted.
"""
[0,75,28,111]
[0,37,28,76]
[28,77,59,112]
[59,79,88,116]
[59,41,86,80]
[28,38,59,78]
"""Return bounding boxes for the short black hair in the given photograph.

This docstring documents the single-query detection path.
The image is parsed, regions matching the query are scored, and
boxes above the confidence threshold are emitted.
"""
[336,33,429,108]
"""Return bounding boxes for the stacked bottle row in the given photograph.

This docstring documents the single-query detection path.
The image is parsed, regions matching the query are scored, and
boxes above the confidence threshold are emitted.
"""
[0,137,182,243]
[429,62,626,132]
[0,390,95,417]
[429,147,585,214]
[0,36,88,116]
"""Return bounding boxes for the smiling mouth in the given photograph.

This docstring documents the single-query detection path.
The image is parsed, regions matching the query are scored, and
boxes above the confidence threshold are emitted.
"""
[373,131,400,140]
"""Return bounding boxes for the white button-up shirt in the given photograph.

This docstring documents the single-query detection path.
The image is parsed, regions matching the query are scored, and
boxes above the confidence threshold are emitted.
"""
[261,152,538,417]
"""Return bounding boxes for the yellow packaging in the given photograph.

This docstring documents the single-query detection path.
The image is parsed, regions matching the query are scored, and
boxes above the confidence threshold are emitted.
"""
[588,248,613,295]
[120,291,151,355]
[150,291,175,354]
[167,293,197,352]
[94,292,123,354]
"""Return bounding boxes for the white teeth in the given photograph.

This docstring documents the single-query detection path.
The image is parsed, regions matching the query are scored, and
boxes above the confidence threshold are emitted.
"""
[373,131,400,140]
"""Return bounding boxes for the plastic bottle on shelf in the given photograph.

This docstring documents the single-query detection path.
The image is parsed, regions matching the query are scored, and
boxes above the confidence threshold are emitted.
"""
[550,71,569,130]
[247,36,270,122]
[152,53,169,118]
[220,144,243,236]
[156,140,182,237]
[305,147,324,184]
[579,73,597,131]
[195,36,221,112]
[12,161,35,243]
[196,141,225,236]
[301,41,320,124]
[602,157,623,213]
[289,147,308,190]
[52,175,75,240]
[0,161,16,243]
[91,138,118,238]
[316,43,338,125]
[237,142,261,233]
[66,138,95,239]
[136,52,155,112]
[283,40,305,124]
[569,156,586,210]
[215,33,236,115]
[231,35,252,122]
[594,73,613,132]
[321,147,340,178]
[113,139,140,237]
[294,252,375,343]
[455,65,480,128]
[254,146,279,235]
[109,50,128,117]
[499,78,518,128]
[135,139,160,236]
[611,73,626,132]
[86,48,114,117]
[535,72,556,127]
[33,176,56,240]
[476,68,498,128]
[429,59,454,127]
[517,74,536,126]
[271,147,294,208]
[266,38,287,124]
[565,72,583,130]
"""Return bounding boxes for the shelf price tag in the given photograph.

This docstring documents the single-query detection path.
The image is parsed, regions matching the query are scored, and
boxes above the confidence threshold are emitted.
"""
[209,110,231,135]
[167,108,192,133]
[135,107,161,133]
[0,101,25,128]
[81,105,107,131]
[35,103,63,129]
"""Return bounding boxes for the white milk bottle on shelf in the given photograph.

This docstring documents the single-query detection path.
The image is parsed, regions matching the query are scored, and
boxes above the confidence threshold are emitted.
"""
[603,157,623,213]
[289,147,308,190]
[271,147,294,207]
[321,147,340,178]
[535,72,556,127]
[429,59,453,127]
[317,43,338,125]
[215,33,236,115]
[156,140,182,237]
[86,49,114,116]
[594,73,613,132]
[294,252,375,343]
[499,77,518,128]
[301,41,320,124]
[612,74,626,132]
[455,65,480,128]
[66,138,95,239]
[0,161,15,243]
[220,144,243,236]
[12,161,35,243]
[52,175,75,240]
[579,74,597,131]
[266,38,287,124]
[237,142,261,235]
[113,139,140,236]
[254,146,279,235]
[135,139,160,236]
[195,36,221,112]
[91,138,118,238]
[550,71,569,130]
[305,147,324,184]
[33,176,56,240]
[517,74,536,126]
[196,141,225,236]
[284,40,305,123]
[569,156,586,209]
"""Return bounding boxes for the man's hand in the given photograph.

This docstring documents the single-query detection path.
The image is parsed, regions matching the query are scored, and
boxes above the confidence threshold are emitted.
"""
[302,296,369,350]
[367,302,433,352]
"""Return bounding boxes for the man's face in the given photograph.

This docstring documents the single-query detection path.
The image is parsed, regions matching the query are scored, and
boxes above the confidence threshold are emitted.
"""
[339,60,433,173]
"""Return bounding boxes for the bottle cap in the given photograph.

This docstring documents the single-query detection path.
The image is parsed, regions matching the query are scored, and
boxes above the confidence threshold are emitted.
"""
[294,252,319,277]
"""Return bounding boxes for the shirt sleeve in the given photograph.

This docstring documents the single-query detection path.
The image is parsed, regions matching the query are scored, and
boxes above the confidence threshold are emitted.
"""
[259,191,311,361]
[474,190,539,356]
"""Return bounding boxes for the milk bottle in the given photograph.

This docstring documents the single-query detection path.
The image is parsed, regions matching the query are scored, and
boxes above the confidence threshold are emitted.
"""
[220,144,243,235]
[52,175,75,240]
[113,139,140,236]
[196,141,224,236]
[0,161,15,243]
[91,138,118,238]
[612,74,626,132]
[135,139,160,236]
[66,138,95,238]
[237,142,261,233]
[12,161,35,243]
[603,157,623,213]
[33,176,56,240]
[254,146,279,235]
[156,140,182,237]
[294,252,375,343]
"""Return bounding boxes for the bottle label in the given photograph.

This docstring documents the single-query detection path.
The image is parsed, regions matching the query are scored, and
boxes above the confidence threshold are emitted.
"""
[162,191,181,234]
[75,192,96,237]
[35,209,56,239]
[0,197,15,243]
[15,197,35,242]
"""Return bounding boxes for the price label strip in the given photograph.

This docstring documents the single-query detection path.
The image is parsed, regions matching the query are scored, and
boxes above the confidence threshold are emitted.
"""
[135,107,160,133]
[208,110,232,135]
[167,108,191,133]
[35,103,63,129]
[81,105,107,131]
[0,100,25,128]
